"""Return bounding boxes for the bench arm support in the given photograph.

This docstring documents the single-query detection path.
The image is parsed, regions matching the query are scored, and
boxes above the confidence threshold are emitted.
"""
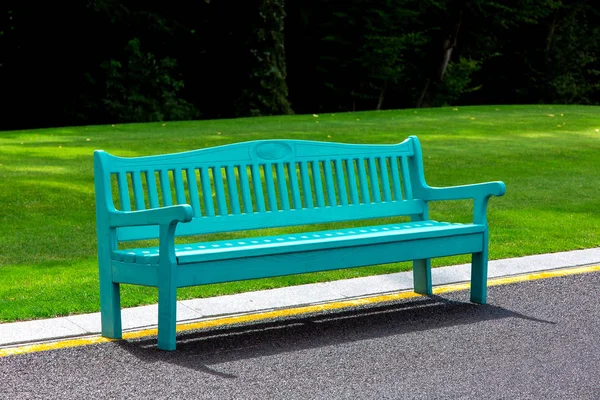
[108,205,194,228]
[109,205,194,267]
[421,181,506,224]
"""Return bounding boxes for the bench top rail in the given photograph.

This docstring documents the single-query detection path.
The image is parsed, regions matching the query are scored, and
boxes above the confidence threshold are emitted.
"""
[94,137,427,241]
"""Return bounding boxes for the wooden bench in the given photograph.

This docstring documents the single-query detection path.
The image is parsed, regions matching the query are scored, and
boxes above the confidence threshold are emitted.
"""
[94,135,505,350]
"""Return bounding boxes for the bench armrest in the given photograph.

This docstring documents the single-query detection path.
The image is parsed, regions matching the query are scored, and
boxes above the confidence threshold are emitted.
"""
[421,181,505,224]
[422,181,506,202]
[108,205,194,228]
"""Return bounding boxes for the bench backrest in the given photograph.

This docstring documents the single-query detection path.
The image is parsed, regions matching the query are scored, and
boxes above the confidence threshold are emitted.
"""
[94,136,428,242]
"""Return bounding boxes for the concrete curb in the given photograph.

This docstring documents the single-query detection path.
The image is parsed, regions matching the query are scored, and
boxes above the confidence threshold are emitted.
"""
[1,247,599,348]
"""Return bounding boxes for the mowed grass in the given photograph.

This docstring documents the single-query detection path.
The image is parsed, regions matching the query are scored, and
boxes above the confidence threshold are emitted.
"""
[1,104,599,322]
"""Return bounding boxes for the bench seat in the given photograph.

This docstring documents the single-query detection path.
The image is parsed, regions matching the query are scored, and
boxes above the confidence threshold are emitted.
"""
[113,221,484,266]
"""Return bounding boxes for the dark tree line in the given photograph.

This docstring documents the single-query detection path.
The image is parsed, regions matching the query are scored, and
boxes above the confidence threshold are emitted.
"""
[1,0,599,130]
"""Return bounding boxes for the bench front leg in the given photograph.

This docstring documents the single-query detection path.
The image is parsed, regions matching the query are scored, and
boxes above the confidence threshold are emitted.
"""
[157,272,177,351]
[157,222,179,351]
[99,260,122,339]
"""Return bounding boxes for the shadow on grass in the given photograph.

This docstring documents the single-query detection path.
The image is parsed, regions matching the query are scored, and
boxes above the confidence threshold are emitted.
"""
[117,294,553,378]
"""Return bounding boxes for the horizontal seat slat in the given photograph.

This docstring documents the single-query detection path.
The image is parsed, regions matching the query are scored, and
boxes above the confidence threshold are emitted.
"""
[112,221,484,265]
[174,233,484,288]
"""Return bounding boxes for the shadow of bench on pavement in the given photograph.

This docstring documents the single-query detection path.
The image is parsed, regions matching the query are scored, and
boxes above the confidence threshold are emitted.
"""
[117,293,554,378]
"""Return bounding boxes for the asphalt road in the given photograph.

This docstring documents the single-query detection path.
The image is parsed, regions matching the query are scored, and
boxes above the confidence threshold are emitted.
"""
[2,271,600,400]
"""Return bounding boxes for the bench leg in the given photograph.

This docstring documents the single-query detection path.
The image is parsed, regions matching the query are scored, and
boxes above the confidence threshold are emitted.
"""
[99,275,122,339]
[157,282,177,351]
[413,259,432,295]
[470,240,489,304]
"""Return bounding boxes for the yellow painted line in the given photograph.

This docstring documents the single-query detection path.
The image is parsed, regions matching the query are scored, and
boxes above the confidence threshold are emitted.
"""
[432,264,600,295]
[0,336,116,357]
[2,264,599,357]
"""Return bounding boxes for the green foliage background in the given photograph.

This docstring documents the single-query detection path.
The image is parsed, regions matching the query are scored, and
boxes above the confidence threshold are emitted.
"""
[1,0,600,130]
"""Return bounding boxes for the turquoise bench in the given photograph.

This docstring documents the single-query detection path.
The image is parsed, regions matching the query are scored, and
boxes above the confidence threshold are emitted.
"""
[94,135,505,350]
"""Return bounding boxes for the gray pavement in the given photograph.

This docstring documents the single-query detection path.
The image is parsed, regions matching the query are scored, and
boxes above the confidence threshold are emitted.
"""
[2,270,600,399]
[1,247,599,348]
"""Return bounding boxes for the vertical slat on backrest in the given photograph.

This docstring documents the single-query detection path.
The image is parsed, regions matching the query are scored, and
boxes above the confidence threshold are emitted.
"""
[378,157,392,202]
[173,168,186,205]
[275,163,290,210]
[200,167,215,216]
[263,163,278,211]
[299,161,313,208]
[238,166,253,214]
[213,167,228,215]
[287,163,302,209]
[389,157,403,201]
[145,170,160,208]
[251,164,266,212]
[106,140,425,243]
[117,172,131,211]
[356,158,370,204]
[400,156,413,200]
[334,159,348,205]
[322,161,337,206]
[159,169,173,206]
[185,168,202,216]
[311,161,325,207]
[131,171,146,210]
[367,158,381,202]
[225,165,241,214]
[345,159,360,205]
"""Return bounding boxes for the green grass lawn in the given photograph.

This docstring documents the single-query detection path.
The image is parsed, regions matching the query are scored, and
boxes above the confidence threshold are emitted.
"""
[1,104,599,322]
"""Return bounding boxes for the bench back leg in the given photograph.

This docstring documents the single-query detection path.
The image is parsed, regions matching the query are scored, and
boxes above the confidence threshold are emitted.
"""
[410,213,432,296]
[99,266,122,339]
[470,232,489,304]
[413,259,432,295]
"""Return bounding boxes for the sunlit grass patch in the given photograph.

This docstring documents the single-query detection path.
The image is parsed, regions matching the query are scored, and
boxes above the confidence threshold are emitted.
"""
[1,104,599,322]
